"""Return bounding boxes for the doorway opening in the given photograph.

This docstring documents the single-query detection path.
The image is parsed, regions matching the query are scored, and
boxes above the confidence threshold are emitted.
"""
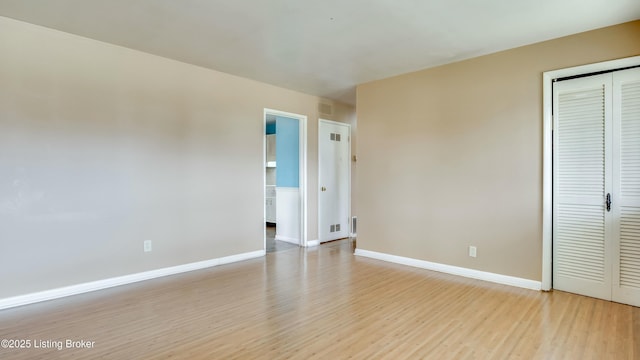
[264,109,307,252]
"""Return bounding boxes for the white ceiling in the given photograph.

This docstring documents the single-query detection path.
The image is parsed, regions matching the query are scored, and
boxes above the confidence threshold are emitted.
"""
[0,1,639,105]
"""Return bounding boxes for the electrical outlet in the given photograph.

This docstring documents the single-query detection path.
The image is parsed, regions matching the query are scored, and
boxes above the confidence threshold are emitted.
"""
[469,246,477,258]
[144,240,152,252]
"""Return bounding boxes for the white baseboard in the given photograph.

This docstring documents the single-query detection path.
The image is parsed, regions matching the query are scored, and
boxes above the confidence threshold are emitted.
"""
[350,233,357,238]
[0,250,265,311]
[274,235,300,245]
[354,249,541,291]
[306,239,320,247]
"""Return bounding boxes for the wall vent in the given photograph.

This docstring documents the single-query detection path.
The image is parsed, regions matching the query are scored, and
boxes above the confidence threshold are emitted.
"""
[351,216,357,235]
[318,103,333,115]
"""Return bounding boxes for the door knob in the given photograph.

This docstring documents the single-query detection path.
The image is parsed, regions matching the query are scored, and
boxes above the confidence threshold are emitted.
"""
[321,186,326,192]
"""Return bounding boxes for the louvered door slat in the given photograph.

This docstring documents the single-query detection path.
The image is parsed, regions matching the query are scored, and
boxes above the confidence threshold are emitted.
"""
[556,88,605,199]
[613,68,640,306]
[555,204,605,282]
[553,74,612,300]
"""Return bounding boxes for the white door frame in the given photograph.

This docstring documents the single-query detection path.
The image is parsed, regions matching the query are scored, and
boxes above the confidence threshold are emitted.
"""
[318,119,351,243]
[263,108,308,248]
[542,55,640,291]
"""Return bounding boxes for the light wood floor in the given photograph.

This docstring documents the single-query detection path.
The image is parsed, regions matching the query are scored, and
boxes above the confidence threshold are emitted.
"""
[0,239,638,359]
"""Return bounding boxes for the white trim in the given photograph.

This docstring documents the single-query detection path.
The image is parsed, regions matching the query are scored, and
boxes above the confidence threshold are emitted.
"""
[274,235,300,245]
[542,71,553,292]
[263,108,308,247]
[318,119,352,243]
[263,115,268,251]
[0,250,265,310]
[350,233,357,238]
[542,55,640,292]
[354,249,541,291]
[306,239,320,247]
[300,113,308,248]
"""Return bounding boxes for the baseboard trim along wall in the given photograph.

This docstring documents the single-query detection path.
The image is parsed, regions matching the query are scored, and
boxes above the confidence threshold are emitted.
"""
[274,235,300,245]
[306,239,320,247]
[0,250,265,311]
[354,249,541,291]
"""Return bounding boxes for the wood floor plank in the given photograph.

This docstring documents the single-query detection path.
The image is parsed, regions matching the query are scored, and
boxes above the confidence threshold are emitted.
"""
[0,239,637,359]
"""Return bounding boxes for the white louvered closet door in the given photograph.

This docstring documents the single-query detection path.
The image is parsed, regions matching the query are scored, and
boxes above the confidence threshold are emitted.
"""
[612,68,640,307]
[553,68,640,307]
[553,73,613,301]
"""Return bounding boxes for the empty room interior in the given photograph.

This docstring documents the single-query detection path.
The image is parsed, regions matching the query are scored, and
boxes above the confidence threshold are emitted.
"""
[1,1,640,359]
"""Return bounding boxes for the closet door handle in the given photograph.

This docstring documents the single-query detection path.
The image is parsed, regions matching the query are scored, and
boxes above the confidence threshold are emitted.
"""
[606,193,611,212]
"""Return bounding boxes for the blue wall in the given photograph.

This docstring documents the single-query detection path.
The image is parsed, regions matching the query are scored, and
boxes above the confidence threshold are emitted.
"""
[275,116,299,188]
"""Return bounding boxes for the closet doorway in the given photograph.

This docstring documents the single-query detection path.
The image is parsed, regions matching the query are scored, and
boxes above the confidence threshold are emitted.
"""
[543,57,640,307]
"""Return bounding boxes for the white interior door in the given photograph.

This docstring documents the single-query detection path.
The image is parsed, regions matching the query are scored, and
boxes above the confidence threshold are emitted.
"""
[553,67,640,307]
[553,73,613,300]
[319,120,350,242]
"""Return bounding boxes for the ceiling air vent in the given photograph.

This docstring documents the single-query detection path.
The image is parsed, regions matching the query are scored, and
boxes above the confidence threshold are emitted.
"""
[318,103,333,115]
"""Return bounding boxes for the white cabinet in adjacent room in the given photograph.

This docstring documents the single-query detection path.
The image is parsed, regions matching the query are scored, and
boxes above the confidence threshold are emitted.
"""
[265,185,276,223]
[265,134,276,223]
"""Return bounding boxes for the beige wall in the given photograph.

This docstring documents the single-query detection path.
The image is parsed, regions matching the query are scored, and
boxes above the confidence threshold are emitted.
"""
[356,20,640,281]
[0,16,354,299]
